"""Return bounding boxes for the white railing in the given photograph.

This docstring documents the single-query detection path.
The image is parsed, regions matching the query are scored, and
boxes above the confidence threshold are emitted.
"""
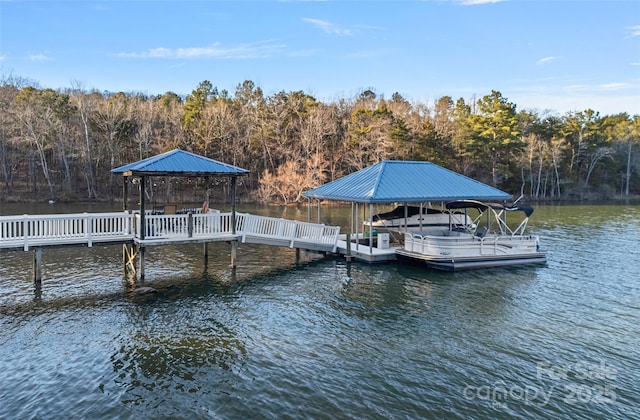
[236,213,340,251]
[138,211,235,240]
[0,212,133,250]
[1,211,340,253]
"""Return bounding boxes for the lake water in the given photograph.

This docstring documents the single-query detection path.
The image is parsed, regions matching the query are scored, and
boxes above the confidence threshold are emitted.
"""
[1,202,638,419]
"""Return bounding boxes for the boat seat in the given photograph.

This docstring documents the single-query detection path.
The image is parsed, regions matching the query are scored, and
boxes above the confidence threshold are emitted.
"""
[475,226,488,238]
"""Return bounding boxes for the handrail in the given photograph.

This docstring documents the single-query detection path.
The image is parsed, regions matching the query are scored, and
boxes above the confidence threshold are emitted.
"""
[0,211,134,250]
[235,212,340,251]
[1,211,340,253]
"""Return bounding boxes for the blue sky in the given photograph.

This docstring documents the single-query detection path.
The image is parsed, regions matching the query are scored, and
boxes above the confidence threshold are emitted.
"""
[1,0,639,116]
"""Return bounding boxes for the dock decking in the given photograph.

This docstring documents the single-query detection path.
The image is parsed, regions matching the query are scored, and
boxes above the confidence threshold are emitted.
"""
[1,210,405,288]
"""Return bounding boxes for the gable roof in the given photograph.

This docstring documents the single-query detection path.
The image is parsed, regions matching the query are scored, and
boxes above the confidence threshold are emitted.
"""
[111,149,249,177]
[303,160,512,203]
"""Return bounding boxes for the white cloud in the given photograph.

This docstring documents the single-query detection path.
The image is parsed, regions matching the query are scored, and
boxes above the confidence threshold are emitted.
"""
[597,82,630,91]
[536,56,558,65]
[302,18,352,35]
[116,41,287,59]
[628,25,640,37]
[29,54,53,61]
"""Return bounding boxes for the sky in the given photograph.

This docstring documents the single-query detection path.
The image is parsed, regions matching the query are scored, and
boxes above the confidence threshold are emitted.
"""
[1,0,639,116]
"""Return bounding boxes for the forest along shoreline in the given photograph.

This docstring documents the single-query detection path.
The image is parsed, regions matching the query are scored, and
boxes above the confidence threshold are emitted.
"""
[1,78,638,206]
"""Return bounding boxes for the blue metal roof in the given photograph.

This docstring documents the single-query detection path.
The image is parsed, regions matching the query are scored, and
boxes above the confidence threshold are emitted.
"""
[303,160,512,203]
[112,149,249,176]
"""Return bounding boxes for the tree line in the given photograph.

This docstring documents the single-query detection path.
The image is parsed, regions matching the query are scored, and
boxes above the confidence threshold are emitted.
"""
[1,74,639,205]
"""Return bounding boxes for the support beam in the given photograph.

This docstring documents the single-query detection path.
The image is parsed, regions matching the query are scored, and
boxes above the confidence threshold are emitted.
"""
[140,176,146,240]
[33,247,42,289]
[369,203,373,254]
[123,176,128,211]
[230,240,237,268]
[231,176,238,269]
[203,242,209,272]
[123,244,138,279]
[139,247,145,281]
[231,176,237,234]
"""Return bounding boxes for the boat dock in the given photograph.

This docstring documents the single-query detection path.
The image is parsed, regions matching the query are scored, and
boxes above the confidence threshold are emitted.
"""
[0,210,346,287]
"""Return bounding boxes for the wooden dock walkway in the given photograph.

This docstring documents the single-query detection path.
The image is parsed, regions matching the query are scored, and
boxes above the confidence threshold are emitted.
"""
[0,210,342,286]
[0,211,340,252]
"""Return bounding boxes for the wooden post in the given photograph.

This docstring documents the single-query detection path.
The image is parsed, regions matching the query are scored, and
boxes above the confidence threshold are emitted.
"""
[33,247,42,290]
[231,176,238,268]
[139,246,145,281]
[123,176,128,211]
[346,233,352,262]
[230,240,237,268]
[369,203,373,254]
[203,242,209,271]
[123,244,127,277]
[231,177,237,235]
[139,175,146,240]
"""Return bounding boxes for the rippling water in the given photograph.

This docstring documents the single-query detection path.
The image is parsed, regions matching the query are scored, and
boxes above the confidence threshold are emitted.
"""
[1,203,638,419]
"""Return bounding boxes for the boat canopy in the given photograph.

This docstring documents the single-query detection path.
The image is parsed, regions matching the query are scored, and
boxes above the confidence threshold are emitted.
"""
[445,200,534,218]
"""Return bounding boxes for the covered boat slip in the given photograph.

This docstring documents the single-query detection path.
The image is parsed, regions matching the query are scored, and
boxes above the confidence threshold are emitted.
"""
[303,160,542,266]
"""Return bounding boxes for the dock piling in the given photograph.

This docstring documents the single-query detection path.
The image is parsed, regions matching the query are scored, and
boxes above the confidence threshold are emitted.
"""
[33,248,42,290]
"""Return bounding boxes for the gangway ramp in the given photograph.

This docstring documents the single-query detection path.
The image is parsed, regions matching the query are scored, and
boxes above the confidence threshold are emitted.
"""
[236,213,340,253]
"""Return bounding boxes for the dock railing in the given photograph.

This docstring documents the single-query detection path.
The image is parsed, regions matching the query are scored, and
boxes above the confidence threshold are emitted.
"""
[0,211,133,251]
[2,211,340,253]
[138,211,234,240]
[236,213,340,252]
